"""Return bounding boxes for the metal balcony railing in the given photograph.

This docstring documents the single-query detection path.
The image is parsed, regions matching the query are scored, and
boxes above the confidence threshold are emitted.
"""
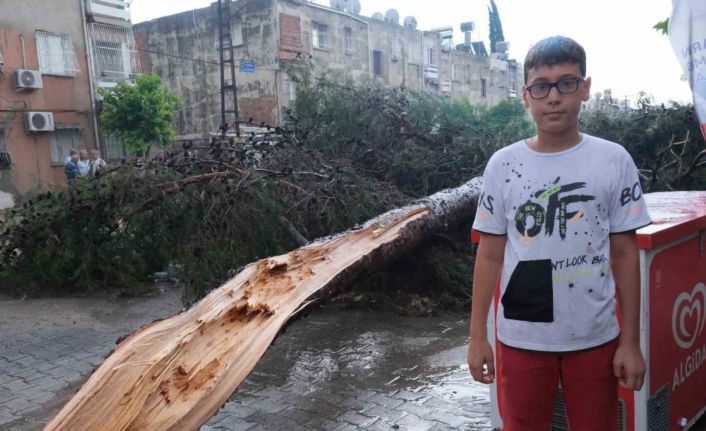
[36,31,81,77]
[88,23,140,83]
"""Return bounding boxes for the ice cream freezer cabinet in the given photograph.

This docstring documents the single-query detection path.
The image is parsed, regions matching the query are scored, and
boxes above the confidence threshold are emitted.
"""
[471,191,706,431]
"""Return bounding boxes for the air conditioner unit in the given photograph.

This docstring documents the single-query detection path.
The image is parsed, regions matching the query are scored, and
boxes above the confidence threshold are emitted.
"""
[25,112,55,132]
[14,69,43,90]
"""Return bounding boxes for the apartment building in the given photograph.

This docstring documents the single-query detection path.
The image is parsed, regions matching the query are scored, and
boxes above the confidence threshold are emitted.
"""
[0,0,139,209]
[134,0,523,141]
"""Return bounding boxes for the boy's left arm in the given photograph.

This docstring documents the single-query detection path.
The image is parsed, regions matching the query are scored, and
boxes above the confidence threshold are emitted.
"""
[611,230,645,391]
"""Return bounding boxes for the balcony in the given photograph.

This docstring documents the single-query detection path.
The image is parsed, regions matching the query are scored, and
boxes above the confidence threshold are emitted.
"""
[88,23,140,85]
[86,0,131,22]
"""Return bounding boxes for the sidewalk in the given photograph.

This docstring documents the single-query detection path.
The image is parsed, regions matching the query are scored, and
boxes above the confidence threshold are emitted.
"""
[0,287,492,431]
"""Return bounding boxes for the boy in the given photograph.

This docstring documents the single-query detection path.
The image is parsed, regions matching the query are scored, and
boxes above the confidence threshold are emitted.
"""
[468,36,651,431]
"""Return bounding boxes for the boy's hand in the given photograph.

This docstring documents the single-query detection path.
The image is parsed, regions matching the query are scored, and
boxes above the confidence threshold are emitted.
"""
[613,342,645,390]
[468,339,495,384]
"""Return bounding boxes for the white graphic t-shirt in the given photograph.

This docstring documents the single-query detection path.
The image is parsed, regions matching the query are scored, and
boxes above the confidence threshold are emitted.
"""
[472,134,652,352]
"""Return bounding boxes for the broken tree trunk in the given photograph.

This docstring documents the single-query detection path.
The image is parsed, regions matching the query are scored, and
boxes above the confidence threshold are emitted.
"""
[44,178,482,431]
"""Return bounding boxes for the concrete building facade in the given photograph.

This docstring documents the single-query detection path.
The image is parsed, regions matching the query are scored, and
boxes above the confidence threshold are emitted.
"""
[134,0,523,141]
[0,0,139,208]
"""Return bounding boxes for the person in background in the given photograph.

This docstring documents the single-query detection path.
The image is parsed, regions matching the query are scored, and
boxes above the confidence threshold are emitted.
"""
[65,149,77,165]
[77,149,90,177]
[65,152,80,186]
[89,149,107,177]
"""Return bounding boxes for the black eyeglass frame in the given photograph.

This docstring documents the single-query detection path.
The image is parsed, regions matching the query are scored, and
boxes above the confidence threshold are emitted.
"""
[524,77,585,100]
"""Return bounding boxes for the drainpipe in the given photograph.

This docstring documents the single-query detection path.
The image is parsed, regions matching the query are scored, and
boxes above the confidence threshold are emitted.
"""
[422,33,426,92]
[18,34,27,69]
[79,0,102,154]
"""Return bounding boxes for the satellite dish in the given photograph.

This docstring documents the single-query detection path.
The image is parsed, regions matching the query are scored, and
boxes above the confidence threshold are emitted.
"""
[384,9,400,25]
[403,16,417,29]
[348,0,361,15]
[330,0,345,11]
[371,12,384,20]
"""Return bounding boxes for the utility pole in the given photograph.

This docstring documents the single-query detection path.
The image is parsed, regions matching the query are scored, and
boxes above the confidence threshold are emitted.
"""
[217,0,241,137]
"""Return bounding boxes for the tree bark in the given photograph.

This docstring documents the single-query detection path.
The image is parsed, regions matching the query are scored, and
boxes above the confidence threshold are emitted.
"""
[44,178,482,431]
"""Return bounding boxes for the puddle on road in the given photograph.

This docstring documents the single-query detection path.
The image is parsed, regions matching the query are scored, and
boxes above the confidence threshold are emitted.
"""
[284,350,340,395]
[237,308,491,424]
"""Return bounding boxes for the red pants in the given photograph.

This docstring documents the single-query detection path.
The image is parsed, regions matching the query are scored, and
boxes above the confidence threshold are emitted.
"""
[499,338,619,431]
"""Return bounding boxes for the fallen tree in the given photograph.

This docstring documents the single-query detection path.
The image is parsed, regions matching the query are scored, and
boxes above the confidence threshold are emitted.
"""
[44,178,481,431]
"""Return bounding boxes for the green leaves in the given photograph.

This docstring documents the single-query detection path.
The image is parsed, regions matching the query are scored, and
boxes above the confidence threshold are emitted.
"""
[98,73,180,156]
[580,98,706,191]
[283,60,532,197]
[488,0,506,53]
[654,18,669,35]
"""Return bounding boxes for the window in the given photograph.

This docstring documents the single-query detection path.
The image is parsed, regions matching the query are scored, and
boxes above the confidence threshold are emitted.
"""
[344,27,353,54]
[0,128,10,169]
[408,45,421,64]
[50,128,83,166]
[427,48,437,66]
[36,31,80,77]
[102,133,128,161]
[312,22,329,49]
[88,23,140,83]
[283,74,297,106]
[451,63,456,81]
[231,16,244,47]
[481,78,487,98]
[373,50,383,76]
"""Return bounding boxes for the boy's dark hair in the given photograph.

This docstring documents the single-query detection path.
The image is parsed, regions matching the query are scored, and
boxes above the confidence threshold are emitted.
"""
[524,36,586,83]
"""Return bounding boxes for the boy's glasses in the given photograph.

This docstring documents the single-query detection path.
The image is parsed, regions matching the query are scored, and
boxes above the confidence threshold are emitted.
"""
[525,77,584,99]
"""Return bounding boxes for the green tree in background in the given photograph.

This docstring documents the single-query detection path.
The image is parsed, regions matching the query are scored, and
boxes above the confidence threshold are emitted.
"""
[488,0,506,53]
[98,73,180,156]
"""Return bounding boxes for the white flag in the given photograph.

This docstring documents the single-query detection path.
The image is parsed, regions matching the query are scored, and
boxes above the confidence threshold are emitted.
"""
[669,0,706,139]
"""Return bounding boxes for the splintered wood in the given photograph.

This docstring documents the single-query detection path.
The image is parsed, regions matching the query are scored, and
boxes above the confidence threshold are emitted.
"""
[44,178,481,431]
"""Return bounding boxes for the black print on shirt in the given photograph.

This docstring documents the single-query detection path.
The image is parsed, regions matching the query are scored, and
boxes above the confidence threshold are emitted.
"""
[479,192,495,215]
[551,253,607,270]
[514,177,596,240]
[515,201,545,237]
[619,181,642,206]
[502,259,554,322]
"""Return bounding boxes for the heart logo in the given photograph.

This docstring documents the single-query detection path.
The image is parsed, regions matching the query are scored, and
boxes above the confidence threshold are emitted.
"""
[672,283,706,349]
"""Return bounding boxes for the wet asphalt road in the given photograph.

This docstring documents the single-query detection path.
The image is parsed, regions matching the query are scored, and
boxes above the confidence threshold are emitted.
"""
[202,308,492,430]
[2,285,706,430]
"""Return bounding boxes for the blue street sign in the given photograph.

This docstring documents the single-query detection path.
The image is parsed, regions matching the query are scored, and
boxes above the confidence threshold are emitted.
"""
[239,60,256,73]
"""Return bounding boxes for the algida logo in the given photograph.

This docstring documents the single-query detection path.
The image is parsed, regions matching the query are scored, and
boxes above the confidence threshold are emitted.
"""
[672,282,706,349]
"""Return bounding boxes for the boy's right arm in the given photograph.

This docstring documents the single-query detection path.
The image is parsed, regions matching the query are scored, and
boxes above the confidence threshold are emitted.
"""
[468,232,505,384]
